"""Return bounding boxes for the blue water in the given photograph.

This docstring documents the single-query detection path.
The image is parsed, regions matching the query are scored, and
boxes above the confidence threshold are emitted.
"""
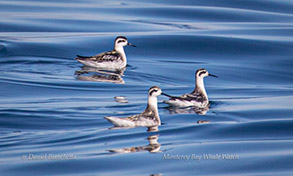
[1,0,293,175]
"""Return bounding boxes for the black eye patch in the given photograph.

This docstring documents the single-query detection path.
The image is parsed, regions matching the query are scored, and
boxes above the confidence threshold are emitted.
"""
[117,40,125,43]
[199,71,206,76]
[149,89,158,95]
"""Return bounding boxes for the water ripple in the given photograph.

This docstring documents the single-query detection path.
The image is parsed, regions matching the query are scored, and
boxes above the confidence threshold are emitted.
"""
[1,0,293,175]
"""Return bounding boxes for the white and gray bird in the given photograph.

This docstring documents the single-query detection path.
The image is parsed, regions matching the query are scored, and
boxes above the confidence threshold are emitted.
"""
[75,36,136,70]
[104,86,163,128]
[163,68,217,108]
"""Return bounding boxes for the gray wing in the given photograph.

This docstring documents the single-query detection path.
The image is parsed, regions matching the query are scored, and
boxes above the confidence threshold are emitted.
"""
[127,112,157,122]
[170,91,206,102]
[95,51,122,62]
[76,51,121,62]
[126,114,159,127]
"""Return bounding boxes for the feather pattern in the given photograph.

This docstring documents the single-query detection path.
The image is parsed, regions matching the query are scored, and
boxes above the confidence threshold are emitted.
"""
[76,50,125,70]
[164,90,208,108]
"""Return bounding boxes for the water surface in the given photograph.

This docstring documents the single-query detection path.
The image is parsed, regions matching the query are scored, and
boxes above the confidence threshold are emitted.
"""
[0,0,293,175]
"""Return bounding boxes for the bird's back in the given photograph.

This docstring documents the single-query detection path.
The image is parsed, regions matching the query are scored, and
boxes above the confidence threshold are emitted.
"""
[76,50,125,69]
[164,91,208,107]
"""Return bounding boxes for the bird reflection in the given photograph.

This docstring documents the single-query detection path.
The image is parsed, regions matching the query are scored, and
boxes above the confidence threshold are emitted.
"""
[164,104,210,115]
[108,134,161,154]
[75,66,125,84]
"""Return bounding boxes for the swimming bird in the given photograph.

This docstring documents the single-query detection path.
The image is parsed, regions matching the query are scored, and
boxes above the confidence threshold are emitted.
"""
[104,86,163,128]
[163,68,217,108]
[75,36,136,70]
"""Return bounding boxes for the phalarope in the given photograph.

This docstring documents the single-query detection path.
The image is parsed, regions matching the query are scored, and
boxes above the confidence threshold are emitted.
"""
[104,86,163,128]
[75,36,136,70]
[163,68,217,108]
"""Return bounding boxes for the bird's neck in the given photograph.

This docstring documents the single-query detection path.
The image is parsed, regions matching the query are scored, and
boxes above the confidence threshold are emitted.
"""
[114,45,126,63]
[195,77,208,100]
[144,96,161,125]
[148,96,158,112]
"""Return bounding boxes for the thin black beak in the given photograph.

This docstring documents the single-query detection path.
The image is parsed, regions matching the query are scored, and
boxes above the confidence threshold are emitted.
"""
[208,73,218,78]
[127,43,136,47]
[161,92,173,98]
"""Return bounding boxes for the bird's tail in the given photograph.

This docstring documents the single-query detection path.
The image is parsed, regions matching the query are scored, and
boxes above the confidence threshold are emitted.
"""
[75,55,93,61]
[76,55,91,58]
